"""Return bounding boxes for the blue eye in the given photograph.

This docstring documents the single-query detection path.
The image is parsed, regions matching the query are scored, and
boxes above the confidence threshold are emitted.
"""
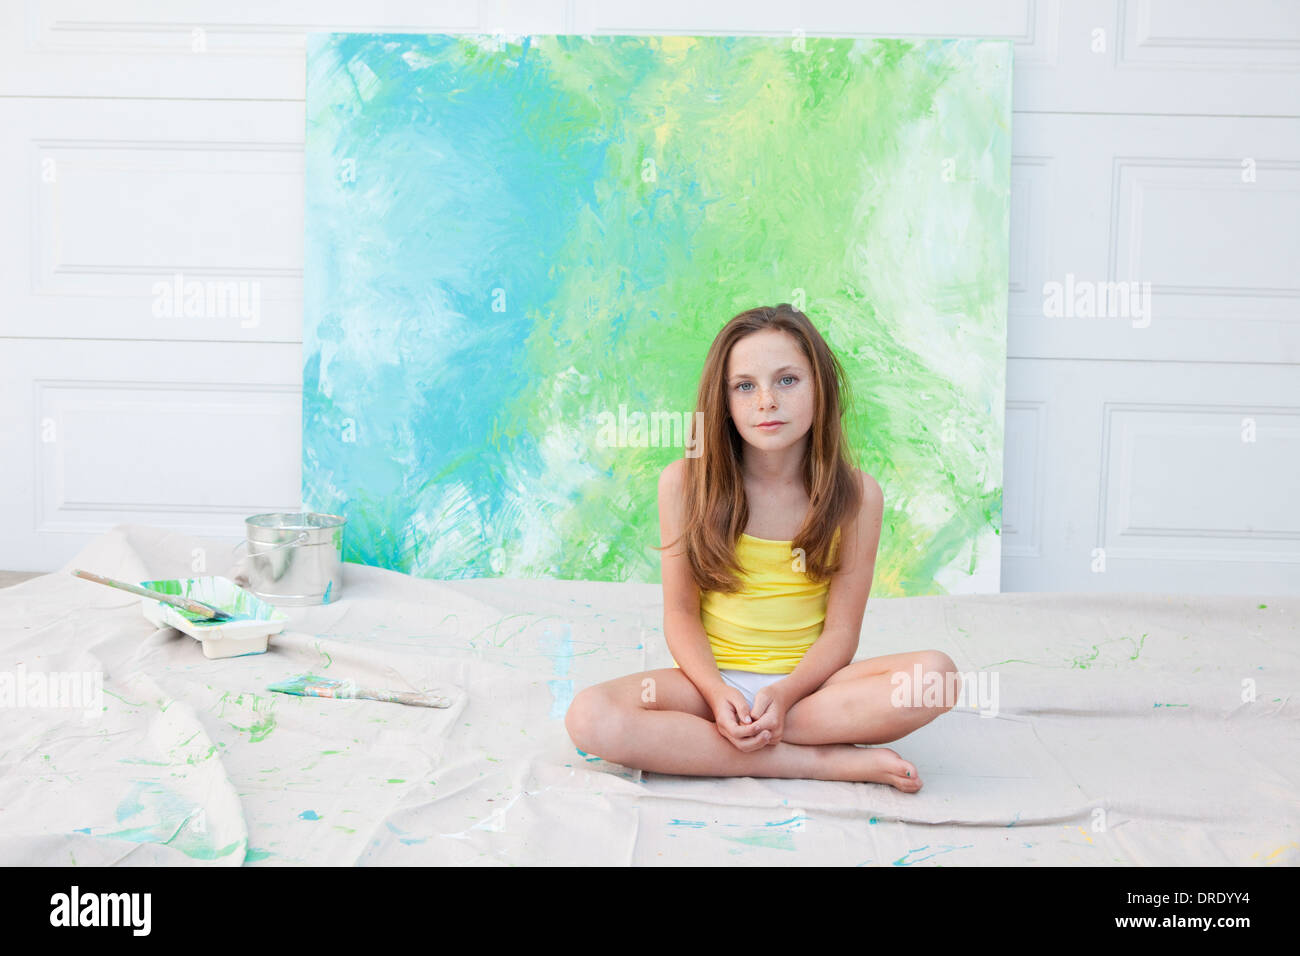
[735,376,797,391]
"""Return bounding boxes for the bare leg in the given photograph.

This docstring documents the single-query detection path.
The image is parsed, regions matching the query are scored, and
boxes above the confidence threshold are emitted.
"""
[784,650,961,746]
[565,668,921,791]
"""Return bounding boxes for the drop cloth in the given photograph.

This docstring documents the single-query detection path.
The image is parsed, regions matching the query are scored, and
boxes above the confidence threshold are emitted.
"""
[0,524,1295,866]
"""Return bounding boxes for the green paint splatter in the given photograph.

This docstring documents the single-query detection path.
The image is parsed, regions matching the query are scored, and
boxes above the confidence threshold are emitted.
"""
[1069,633,1147,669]
[97,783,244,862]
[216,690,278,742]
[102,688,146,707]
[246,710,277,742]
[177,840,244,861]
[987,633,1149,671]
[724,831,796,851]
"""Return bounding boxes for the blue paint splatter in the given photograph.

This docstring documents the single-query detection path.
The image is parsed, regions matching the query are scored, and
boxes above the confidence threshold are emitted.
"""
[299,810,321,821]
[893,843,975,866]
[115,781,149,822]
[386,821,427,845]
[543,620,574,719]
[760,815,807,828]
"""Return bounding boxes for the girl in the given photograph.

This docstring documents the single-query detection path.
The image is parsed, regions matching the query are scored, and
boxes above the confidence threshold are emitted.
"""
[565,304,960,791]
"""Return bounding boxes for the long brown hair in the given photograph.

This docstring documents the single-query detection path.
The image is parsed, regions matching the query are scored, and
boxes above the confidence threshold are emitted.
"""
[661,304,862,593]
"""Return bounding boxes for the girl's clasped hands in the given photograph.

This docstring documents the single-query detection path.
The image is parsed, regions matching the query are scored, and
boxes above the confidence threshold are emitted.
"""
[708,684,788,751]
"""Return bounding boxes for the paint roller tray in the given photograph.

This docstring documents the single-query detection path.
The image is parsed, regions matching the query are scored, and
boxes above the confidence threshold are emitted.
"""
[138,576,289,659]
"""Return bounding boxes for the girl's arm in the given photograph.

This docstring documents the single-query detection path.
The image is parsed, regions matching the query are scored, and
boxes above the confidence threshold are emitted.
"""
[658,459,727,701]
[771,470,884,707]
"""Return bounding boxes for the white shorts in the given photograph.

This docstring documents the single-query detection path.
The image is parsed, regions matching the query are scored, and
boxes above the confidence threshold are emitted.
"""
[718,668,786,710]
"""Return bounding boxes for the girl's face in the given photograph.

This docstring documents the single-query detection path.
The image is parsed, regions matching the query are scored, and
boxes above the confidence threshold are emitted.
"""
[725,329,814,450]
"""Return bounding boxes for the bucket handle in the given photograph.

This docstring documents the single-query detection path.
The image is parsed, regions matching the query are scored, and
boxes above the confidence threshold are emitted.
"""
[233,531,310,555]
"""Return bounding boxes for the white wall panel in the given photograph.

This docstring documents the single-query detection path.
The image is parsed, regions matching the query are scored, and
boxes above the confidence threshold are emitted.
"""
[1001,400,1047,559]
[1009,113,1300,365]
[0,339,302,568]
[1004,358,1300,592]
[0,99,305,342]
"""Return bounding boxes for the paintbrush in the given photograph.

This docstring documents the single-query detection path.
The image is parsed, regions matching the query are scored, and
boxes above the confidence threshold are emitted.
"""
[268,674,451,708]
[72,569,235,621]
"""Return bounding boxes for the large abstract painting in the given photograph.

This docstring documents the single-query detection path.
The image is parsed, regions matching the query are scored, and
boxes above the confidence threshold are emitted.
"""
[304,33,1012,593]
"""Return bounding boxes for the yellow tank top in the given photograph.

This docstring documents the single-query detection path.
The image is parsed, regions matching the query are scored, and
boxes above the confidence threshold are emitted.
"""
[682,528,841,674]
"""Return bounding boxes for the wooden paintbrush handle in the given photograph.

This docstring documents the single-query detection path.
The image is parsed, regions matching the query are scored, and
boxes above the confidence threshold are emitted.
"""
[356,687,451,708]
[71,569,222,618]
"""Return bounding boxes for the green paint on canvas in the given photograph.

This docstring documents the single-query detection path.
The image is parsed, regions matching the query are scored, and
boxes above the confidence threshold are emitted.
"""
[304,33,1012,594]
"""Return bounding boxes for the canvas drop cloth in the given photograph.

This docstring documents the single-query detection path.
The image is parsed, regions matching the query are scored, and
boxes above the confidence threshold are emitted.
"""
[0,524,1295,866]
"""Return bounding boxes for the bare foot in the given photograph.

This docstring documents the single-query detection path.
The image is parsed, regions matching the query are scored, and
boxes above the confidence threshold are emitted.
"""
[828,745,923,792]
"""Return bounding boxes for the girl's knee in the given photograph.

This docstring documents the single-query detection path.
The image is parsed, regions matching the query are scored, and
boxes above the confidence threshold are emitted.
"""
[943,660,961,710]
[563,686,598,743]
[919,650,960,710]
[919,649,957,673]
[565,687,623,753]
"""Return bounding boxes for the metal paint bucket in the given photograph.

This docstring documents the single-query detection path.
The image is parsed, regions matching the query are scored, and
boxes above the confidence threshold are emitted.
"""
[237,512,345,606]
